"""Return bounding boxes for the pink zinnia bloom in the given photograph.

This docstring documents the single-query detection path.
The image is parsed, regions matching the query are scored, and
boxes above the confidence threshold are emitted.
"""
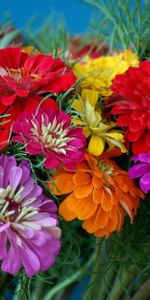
[12,103,86,169]
[128,153,150,193]
[0,155,61,276]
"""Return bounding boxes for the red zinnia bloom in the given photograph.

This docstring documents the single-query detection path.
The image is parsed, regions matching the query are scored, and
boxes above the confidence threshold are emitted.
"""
[0,46,76,149]
[109,61,150,154]
[69,36,108,59]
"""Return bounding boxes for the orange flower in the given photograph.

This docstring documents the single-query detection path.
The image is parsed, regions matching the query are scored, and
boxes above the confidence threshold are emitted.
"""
[48,154,144,238]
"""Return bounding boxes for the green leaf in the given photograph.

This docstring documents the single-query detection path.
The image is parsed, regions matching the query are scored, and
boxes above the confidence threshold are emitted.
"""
[0,29,19,48]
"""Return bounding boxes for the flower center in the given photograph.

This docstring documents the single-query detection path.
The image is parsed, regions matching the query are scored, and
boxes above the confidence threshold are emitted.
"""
[97,159,114,177]
[0,67,41,82]
[31,115,74,155]
[0,186,38,223]
[7,68,22,81]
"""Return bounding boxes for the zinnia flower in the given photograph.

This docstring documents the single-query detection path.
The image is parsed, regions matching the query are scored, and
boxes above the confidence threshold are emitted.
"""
[48,154,143,238]
[69,36,108,59]
[74,50,138,98]
[0,155,61,276]
[129,153,150,193]
[0,46,76,149]
[72,89,126,156]
[12,100,86,169]
[109,61,150,154]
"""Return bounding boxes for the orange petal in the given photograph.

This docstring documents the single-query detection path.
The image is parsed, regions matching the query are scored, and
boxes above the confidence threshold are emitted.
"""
[101,189,113,212]
[92,176,102,188]
[93,167,103,178]
[93,188,102,204]
[82,214,97,233]
[96,207,109,229]
[74,184,93,198]
[106,215,118,235]
[76,162,90,172]
[59,198,76,221]
[117,205,124,231]
[109,205,117,220]
[119,196,133,221]
[129,196,139,212]
[121,184,129,193]
[101,148,122,159]
[83,207,108,233]
[129,186,139,197]
[73,172,91,185]
[66,193,97,220]
[48,173,74,195]
[94,227,107,237]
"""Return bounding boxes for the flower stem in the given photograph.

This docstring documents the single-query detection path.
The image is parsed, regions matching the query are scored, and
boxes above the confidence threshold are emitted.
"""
[83,238,108,300]
[42,254,94,300]
[97,264,116,300]
[131,277,150,300]
[107,267,136,300]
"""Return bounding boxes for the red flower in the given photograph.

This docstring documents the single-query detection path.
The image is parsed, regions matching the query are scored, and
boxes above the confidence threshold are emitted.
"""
[69,36,108,59]
[109,61,150,154]
[0,46,76,149]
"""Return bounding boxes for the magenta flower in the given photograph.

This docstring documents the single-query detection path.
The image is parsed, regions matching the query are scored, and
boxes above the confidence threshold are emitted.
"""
[128,153,150,193]
[0,155,61,276]
[12,105,86,169]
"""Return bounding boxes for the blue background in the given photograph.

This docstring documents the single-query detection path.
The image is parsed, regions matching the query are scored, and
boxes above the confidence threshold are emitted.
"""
[0,0,95,34]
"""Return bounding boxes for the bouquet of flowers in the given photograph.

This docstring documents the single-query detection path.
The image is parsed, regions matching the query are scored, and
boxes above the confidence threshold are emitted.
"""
[0,1,150,299]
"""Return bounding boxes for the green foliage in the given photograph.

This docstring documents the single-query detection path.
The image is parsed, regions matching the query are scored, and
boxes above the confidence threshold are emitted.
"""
[0,22,20,48]
[85,0,150,58]
[24,16,69,60]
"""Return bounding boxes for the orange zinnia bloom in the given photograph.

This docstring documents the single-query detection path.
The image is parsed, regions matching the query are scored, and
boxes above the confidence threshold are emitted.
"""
[48,154,144,238]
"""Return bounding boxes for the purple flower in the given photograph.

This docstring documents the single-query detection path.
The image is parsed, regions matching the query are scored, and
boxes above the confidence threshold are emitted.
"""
[0,155,61,276]
[128,153,150,193]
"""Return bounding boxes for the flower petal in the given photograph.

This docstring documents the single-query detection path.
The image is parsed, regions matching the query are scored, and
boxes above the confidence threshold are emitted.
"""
[88,135,105,156]
[139,173,150,193]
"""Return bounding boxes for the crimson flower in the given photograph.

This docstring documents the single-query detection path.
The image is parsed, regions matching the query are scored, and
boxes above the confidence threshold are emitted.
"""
[0,46,76,149]
[109,61,150,154]
[69,36,108,59]
[12,101,86,169]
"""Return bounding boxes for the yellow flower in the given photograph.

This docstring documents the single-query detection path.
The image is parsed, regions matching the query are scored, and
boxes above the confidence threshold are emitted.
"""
[23,46,40,55]
[72,89,126,156]
[74,50,139,97]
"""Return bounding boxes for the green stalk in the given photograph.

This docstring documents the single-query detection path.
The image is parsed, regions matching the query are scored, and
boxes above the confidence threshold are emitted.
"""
[14,277,32,300]
[42,254,94,300]
[107,267,136,300]
[98,264,116,300]
[32,277,45,300]
[84,238,109,300]
[131,277,150,300]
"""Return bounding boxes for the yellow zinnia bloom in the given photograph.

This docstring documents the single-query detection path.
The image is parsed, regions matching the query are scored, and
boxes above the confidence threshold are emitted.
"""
[72,89,126,156]
[23,46,40,55]
[74,50,139,97]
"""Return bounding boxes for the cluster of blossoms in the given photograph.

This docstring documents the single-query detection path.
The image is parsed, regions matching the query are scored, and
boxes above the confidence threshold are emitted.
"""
[0,38,149,277]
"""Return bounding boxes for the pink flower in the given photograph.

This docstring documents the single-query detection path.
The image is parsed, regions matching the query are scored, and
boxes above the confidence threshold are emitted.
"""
[128,153,150,193]
[0,155,61,276]
[12,103,86,169]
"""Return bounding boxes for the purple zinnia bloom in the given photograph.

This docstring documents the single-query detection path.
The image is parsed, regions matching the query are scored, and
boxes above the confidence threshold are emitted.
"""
[0,155,61,276]
[128,153,150,193]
